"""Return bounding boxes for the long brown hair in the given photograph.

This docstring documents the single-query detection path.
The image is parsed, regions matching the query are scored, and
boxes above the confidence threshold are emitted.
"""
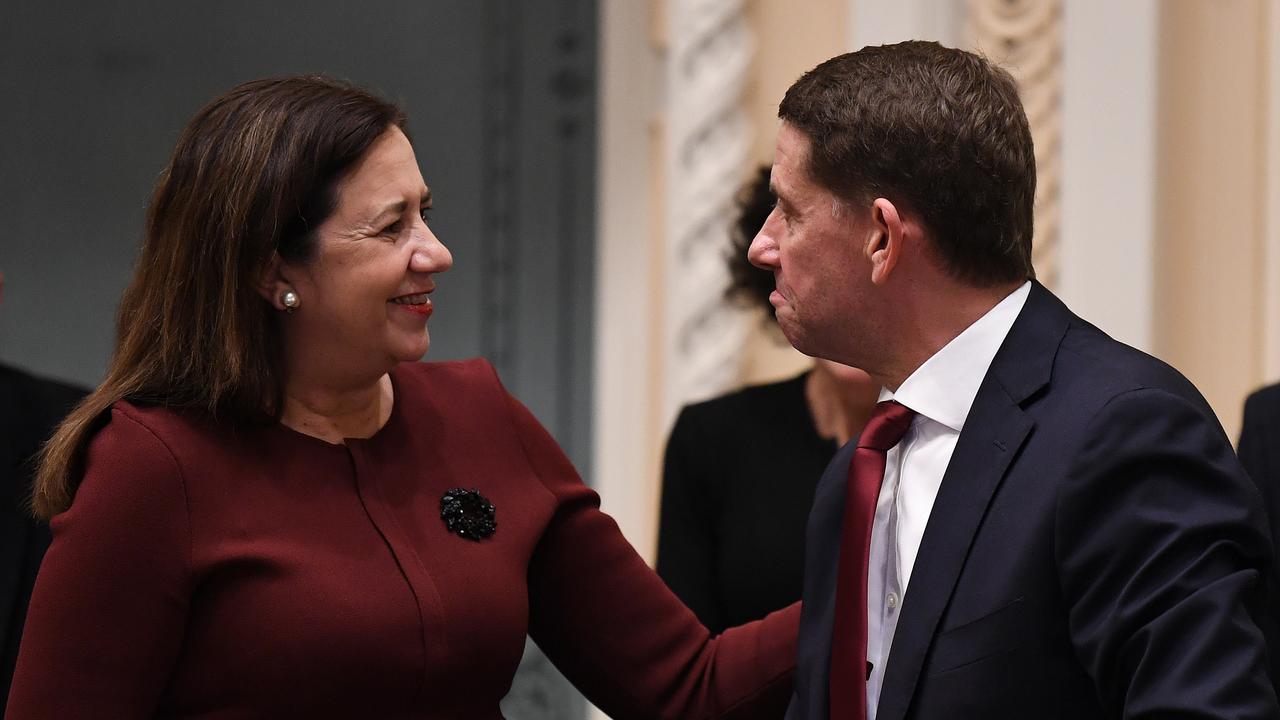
[34,76,405,519]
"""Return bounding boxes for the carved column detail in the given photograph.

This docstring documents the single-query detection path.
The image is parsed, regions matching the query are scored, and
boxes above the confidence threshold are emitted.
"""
[966,0,1063,289]
[662,0,755,420]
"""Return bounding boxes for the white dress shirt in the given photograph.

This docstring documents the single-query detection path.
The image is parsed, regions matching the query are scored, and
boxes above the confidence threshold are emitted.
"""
[864,281,1031,718]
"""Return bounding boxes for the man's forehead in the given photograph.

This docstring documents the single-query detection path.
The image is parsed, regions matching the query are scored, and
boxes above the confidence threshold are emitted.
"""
[771,126,818,202]
[779,121,817,164]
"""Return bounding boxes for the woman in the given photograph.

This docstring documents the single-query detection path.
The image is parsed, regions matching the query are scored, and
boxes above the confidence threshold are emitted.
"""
[6,77,797,718]
[657,167,879,633]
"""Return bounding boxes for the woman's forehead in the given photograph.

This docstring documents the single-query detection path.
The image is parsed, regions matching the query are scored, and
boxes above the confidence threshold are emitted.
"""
[336,130,429,218]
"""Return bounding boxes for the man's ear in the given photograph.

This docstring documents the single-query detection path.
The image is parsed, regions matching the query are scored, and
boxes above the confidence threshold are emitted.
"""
[257,252,294,310]
[867,198,905,286]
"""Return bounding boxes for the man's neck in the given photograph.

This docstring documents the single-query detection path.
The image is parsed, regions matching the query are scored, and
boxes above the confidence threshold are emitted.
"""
[878,280,1026,392]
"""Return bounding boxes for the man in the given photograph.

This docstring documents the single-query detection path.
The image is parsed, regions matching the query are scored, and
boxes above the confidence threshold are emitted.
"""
[749,42,1278,719]
[0,270,86,708]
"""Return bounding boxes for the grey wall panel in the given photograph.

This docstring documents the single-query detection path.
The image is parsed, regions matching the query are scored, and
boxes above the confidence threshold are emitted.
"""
[0,0,595,465]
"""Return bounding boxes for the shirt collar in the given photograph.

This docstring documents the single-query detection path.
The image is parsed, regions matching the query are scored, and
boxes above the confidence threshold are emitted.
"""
[879,281,1032,432]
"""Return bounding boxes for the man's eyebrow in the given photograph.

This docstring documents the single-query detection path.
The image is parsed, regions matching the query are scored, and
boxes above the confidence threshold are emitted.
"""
[770,184,792,211]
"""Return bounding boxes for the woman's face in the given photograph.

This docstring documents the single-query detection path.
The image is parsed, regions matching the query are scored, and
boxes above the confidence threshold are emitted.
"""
[280,127,452,379]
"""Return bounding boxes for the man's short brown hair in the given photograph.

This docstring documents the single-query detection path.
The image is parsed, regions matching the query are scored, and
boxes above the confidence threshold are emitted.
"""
[779,40,1036,286]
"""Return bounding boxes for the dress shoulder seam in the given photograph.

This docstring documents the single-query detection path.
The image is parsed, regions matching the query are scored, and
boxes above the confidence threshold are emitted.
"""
[109,405,196,574]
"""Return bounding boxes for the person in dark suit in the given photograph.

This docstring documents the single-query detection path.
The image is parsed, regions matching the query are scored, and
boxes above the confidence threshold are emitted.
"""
[1239,383,1280,554]
[747,41,1278,719]
[0,270,87,710]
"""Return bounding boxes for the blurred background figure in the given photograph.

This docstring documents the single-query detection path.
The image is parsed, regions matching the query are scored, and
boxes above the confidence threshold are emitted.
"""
[657,167,880,633]
[1238,384,1280,659]
[1238,386,1280,554]
[0,270,86,710]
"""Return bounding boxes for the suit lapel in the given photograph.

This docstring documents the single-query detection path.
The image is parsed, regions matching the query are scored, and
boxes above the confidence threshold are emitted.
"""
[874,384,1032,720]
[874,283,1070,720]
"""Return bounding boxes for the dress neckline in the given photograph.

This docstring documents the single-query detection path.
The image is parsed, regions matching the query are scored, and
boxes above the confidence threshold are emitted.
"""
[270,365,407,450]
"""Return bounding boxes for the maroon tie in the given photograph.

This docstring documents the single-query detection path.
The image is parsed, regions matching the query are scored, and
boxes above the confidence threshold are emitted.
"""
[830,400,915,720]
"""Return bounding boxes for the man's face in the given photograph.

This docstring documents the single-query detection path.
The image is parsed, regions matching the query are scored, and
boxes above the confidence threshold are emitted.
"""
[748,123,876,365]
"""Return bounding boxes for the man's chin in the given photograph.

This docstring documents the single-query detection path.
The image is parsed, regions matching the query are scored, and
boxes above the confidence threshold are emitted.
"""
[779,321,845,364]
[776,318,812,356]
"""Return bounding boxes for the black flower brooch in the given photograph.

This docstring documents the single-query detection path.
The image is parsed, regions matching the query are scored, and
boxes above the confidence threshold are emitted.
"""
[440,488,497,541]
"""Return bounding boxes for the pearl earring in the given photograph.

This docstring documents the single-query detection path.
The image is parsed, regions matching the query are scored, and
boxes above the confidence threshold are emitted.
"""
[281,289,300,313]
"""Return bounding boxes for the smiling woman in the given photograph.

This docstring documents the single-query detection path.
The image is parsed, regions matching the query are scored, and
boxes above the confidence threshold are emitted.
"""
[5,76,799,719]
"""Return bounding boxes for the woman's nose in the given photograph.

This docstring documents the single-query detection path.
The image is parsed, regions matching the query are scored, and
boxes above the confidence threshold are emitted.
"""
[411,229,453,274]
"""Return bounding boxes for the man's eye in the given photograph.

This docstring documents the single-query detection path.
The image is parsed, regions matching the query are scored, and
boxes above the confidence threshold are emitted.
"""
[382,221,403,236]
[420,207,432,224]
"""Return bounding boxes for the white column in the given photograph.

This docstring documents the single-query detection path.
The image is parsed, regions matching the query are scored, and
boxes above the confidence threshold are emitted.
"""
[1057,0,1158,351]
[594,0,662,557]
[660,0,755,424]
[847,0,961,49]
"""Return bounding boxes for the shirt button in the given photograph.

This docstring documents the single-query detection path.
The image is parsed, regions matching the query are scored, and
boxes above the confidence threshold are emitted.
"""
[887,592,898,609]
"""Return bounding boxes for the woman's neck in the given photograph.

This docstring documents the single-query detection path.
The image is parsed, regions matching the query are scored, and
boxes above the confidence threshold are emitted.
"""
[279,372,394,444]
[805,361,880,446]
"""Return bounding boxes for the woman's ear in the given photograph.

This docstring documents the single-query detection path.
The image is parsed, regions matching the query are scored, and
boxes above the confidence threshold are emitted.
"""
[867,198,904,286]
[257,252,294,310]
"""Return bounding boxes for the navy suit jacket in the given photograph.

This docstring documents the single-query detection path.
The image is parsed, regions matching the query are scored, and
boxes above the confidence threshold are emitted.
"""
[786,283,1278,719]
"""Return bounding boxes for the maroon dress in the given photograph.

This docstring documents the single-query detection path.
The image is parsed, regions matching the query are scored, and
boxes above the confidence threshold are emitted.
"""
[6,360,797,719]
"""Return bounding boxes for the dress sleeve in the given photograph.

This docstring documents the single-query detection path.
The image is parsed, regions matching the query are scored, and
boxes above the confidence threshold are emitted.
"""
[656,406,727,634]
[500,385,798,720]
[5,408,192,719]
[1056,388,1279,717]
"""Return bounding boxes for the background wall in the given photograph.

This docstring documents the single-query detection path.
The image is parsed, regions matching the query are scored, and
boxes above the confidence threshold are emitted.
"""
[1153,0,1270,441]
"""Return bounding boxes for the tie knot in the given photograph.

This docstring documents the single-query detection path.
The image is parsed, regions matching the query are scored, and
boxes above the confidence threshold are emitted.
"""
[857,400,915,451]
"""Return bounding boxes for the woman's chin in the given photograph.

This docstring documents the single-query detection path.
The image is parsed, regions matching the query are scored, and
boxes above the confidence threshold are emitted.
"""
[394,333,431,362]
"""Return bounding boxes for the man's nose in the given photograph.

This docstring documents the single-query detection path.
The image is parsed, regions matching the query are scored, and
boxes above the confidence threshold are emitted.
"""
[748,208,783,270]
[748,232,778,272]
